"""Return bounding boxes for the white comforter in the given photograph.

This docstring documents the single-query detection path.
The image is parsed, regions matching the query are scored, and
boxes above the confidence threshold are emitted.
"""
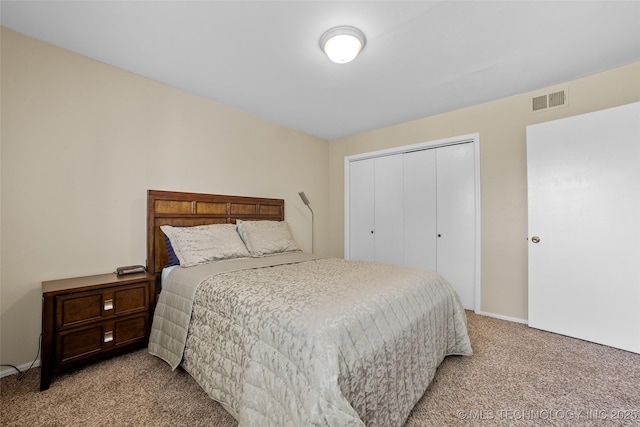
[149,253,472,426]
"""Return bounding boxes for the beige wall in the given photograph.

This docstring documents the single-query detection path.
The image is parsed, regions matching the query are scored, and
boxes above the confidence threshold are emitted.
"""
[0,28,329,368]
[329,62,640,322]
[2,26,639,369]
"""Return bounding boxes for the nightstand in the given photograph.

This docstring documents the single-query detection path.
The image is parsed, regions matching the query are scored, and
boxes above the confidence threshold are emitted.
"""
[40,272,155,391]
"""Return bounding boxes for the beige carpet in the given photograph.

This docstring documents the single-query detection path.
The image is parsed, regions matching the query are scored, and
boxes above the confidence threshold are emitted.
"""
[2,312,639,426]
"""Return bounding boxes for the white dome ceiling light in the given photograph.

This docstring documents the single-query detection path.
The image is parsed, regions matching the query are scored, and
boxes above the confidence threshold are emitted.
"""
[319,26,366,64]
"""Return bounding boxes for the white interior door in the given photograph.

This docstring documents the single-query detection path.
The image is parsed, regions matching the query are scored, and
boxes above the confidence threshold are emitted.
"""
[527,102,640,353]
[436,143,476,309]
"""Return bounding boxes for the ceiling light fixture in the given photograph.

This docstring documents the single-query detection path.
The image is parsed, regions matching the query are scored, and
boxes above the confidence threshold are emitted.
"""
[319,26,366,64]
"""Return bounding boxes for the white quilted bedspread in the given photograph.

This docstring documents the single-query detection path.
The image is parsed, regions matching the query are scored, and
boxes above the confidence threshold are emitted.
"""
[149,253,472,427]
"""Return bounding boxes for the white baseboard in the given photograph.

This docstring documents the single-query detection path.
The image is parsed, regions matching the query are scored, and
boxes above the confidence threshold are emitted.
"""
[0,359,40,379]
[475,310,528,325]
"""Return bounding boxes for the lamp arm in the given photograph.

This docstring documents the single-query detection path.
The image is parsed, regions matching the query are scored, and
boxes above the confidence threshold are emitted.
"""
[306,205,314,254]
[298,192,314,253]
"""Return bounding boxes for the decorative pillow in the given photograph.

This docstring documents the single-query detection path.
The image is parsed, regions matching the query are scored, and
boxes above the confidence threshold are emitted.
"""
[163,234,180,267]
[236,220,301,257]
[160,224,250,267]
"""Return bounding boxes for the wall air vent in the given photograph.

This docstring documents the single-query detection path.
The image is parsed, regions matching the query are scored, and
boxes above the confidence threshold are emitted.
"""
[531,87,568,113]
[548,90,566,108]
[532,95,547,111]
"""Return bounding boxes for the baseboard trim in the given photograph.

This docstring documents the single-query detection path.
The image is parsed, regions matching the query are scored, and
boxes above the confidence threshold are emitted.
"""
[475,310,528,325]
[0,359,40,379]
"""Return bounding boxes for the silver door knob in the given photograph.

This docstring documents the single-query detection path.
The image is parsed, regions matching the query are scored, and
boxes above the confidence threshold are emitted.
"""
[531,236,540,243]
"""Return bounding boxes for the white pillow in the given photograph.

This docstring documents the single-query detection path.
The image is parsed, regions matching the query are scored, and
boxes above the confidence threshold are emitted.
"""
[160,224,250,267]
[236,220,300,257]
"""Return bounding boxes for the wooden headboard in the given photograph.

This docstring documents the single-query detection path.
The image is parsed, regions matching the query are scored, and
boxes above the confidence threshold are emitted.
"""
[146,190,285,292]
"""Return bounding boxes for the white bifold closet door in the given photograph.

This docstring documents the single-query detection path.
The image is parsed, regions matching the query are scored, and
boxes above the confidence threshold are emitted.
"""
[348,142,476,310]
[348,158,375,262]
[527,102,640,354]
[374,154,404,265]
[348,155,404,263]
[403,149,437,271]
[403,144,476,309]
[435,144,476,309]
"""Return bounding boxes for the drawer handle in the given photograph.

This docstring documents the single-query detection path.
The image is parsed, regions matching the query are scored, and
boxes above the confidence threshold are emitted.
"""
[104,299,113,311]
[104,331,114,343]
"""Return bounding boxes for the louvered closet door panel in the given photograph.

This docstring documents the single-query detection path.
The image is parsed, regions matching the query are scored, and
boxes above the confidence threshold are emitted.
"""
[374,154,404,265]
[436,143,476,309]
[403,149,437,271]
[349,159,375,261]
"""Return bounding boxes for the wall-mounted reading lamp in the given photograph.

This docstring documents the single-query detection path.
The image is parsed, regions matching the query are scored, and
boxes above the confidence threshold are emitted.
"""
[298,191,314,253]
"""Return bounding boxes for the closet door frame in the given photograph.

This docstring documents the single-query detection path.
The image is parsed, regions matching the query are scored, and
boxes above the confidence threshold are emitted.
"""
[344,133,481,312]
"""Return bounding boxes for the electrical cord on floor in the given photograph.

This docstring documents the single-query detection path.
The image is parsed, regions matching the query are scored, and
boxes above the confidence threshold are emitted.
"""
[0,333,42,381]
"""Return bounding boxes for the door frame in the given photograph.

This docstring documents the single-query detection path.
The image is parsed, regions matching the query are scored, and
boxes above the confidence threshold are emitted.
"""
[344,133,481,312]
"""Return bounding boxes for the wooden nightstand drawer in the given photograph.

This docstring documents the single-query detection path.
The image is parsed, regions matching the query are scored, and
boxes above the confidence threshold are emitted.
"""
[114,314,147,345]
[57,314,148,365]
[58,293,102,327]
[56,283,149,329]
[41,272,155,391]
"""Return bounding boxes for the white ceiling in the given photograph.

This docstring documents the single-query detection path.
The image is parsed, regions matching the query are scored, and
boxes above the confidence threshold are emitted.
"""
[2,1,639,140]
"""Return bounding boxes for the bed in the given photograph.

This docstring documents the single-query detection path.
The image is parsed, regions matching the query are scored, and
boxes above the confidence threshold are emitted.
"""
[146,189,472,427]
